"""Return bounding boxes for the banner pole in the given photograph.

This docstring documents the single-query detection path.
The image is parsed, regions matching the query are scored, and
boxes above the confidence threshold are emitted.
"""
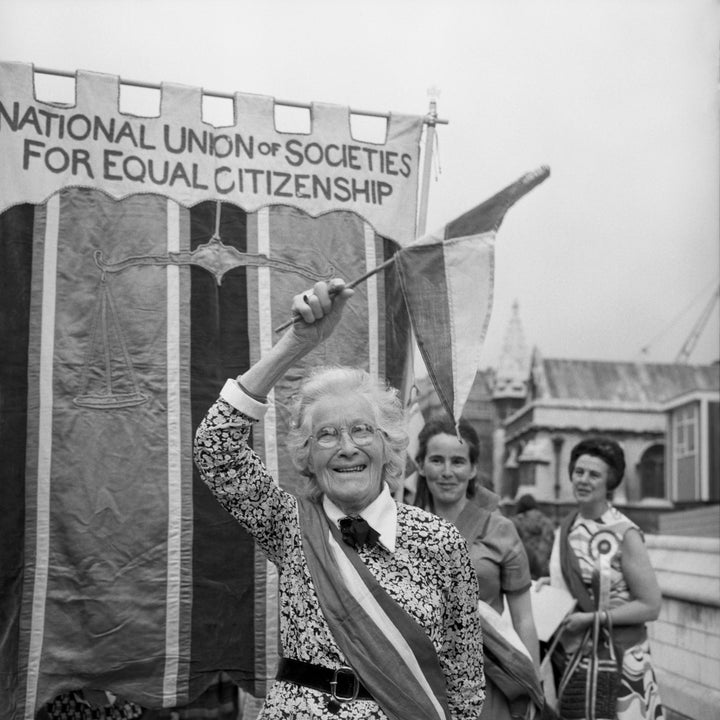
[398,96,440,490]
[416,96,439,236]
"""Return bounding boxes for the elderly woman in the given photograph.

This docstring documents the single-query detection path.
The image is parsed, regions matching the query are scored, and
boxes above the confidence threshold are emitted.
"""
[193,280,484,720]
[413,417,542,720]
[547,437,664,720]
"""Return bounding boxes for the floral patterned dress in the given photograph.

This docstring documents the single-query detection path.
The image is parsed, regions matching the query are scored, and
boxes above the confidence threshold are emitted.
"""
[194,398,485,720]
[42,692,143,720]
[551,507,664,720]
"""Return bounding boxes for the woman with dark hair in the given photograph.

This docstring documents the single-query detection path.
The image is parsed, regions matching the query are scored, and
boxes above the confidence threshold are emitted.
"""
[413,417,542,720]
[194,280,484,720]
[547,436,664,720]
[413,418,484,522]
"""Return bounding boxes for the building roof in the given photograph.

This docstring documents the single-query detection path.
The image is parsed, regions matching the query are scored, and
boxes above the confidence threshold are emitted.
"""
[530,353,720,405]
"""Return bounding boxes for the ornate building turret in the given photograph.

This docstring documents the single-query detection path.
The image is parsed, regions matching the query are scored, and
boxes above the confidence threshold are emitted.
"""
[493,299,531,412]
[491,301,532,497]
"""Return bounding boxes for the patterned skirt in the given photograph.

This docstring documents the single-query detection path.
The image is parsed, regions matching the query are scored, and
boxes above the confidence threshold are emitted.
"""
[616,639,664,720]
[551,636,664,720]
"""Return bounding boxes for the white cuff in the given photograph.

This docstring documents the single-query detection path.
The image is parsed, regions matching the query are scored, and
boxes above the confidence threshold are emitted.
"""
[220,378,269,420]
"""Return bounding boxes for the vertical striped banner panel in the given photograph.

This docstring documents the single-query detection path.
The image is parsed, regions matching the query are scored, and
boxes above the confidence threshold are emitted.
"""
[247,207,279,698]
[186,201,259,701]
[0,203,34,719]
[17,190,192,714]
[0,191,411,718]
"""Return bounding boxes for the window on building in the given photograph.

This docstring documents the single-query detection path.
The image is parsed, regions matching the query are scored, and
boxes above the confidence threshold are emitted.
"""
[638,444,665,499]
[518,462,536,487]
[502,446,520,498]
[675,406,696,455]
[710,401,719,501]
[673,404,698,501]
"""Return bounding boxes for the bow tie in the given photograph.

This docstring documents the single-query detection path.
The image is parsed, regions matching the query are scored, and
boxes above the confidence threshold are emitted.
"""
[339,516,380,550]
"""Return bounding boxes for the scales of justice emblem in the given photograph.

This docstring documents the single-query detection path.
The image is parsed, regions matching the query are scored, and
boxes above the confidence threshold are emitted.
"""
[72,203,334,410]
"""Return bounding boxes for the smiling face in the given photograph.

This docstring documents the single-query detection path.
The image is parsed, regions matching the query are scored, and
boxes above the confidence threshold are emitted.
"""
[571,453,611,514]
[421,432,477,511]
[307,393,386,515]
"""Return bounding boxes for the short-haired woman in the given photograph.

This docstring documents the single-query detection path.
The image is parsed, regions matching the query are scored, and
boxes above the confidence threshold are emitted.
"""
[547,436,664,720]
[413,417,542,720]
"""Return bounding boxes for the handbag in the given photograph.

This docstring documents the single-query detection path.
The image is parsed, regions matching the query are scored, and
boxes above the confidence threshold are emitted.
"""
[556,611,621,720]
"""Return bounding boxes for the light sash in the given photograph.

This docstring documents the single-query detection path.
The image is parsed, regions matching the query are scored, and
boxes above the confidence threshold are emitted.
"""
[297,498,451,720]
[455,502,544,712]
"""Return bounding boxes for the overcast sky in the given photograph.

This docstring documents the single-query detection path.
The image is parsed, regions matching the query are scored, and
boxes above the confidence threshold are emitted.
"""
[2,0,719,371]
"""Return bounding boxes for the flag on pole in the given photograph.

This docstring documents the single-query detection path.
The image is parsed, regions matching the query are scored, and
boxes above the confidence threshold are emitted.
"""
[393,166,551,425]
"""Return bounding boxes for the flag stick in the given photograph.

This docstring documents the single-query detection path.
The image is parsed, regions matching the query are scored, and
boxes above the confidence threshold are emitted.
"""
[273,255,398,333]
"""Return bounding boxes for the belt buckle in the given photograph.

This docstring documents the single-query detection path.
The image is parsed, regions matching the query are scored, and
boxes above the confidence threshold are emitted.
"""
[330,665,360,703]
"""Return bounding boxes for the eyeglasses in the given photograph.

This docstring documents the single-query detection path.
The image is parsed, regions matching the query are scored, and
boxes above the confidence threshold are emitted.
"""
[309,422,379,449]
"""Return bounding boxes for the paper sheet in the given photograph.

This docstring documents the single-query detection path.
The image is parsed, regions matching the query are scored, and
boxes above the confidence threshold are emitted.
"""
[530,582,577,642]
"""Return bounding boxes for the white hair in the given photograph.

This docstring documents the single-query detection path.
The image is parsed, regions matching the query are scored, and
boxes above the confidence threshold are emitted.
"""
[286,366,409,500]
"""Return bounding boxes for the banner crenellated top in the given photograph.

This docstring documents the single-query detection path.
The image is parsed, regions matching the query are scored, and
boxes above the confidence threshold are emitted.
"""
[0,61,425,245]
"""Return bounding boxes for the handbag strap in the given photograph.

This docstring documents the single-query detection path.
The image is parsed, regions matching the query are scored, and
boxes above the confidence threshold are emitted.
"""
[591,609,601,655]
[587,611,601,720]
[539,612,571,675]
[594,610,615,657]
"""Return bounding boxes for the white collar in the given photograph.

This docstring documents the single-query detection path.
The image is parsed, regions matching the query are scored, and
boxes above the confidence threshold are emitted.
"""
[322,484,397,553]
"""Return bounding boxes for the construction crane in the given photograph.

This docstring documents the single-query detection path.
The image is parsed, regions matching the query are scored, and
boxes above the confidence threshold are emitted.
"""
[674,283,720,363]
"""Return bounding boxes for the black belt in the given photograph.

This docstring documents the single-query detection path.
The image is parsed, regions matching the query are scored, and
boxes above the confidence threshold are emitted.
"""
[276,657,373,705]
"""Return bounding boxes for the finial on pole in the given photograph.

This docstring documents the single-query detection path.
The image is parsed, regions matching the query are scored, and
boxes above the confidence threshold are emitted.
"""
[425,86,441,125]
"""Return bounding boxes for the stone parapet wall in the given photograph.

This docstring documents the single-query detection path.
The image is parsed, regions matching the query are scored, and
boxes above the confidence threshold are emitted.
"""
[646,535,720,720]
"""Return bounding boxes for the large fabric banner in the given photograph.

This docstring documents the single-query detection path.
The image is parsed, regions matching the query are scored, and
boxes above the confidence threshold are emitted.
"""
[0,62,421,246]
[0,61,422,719]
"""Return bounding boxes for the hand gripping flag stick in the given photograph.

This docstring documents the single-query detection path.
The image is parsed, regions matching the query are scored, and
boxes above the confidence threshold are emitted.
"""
[275,165,551,425]
[273,257,397,334]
